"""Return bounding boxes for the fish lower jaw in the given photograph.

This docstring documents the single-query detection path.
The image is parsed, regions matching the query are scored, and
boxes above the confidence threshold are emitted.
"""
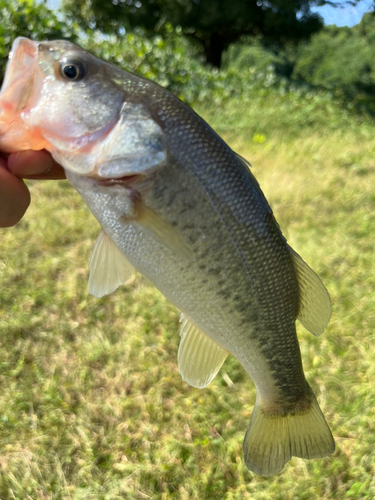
[0,122,46,152]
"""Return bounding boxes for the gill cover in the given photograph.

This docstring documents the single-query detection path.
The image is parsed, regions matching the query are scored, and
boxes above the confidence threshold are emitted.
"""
[51,101,166,178]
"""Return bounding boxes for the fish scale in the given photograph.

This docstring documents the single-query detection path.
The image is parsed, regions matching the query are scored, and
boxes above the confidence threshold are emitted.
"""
[0,37,334,476]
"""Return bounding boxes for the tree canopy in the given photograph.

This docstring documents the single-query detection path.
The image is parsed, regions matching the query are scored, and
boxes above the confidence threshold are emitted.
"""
[293,12,375,98]
[64,0,327,67]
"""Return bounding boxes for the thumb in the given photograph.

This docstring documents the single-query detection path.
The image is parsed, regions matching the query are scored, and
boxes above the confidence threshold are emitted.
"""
[8,150,66,179]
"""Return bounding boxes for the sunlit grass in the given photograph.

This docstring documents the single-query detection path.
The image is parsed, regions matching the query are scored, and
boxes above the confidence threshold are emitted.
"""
[1,111,375,498]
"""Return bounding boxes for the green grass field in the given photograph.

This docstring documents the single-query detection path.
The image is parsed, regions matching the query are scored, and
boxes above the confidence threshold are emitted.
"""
[1,102,375,499]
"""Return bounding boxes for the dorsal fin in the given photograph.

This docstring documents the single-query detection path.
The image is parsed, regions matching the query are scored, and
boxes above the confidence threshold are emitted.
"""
[178,314,228,388]
[89,228,134,298]
[288,246,331,336]
[236,153,271,200]
[236,153,252,170]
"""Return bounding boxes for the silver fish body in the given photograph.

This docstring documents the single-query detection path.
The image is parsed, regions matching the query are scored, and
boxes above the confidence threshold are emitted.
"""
[0,38,334,476]
[67,102,302,401]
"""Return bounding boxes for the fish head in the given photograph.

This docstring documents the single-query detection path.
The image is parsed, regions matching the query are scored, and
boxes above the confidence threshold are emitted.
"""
[0,38,166,178]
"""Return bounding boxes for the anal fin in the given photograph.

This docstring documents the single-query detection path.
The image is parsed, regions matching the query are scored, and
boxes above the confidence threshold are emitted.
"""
[178,314,228,388]
[89,228,134,298]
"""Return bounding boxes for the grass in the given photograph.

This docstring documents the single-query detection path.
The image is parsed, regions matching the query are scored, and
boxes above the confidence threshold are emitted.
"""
[1,102,375,498]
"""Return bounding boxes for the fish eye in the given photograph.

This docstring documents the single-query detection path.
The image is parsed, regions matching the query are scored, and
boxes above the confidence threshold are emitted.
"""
[59,59,87,82]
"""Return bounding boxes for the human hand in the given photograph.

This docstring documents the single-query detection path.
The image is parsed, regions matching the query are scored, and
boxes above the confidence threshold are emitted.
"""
[0,150,65,228]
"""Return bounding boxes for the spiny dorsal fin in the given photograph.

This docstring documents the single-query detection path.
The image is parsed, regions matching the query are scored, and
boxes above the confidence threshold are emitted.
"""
[236,153,252,170]
[236,153,270,199]
[178,314,228,388]
[288,246,331,336]
[89,228,134,298]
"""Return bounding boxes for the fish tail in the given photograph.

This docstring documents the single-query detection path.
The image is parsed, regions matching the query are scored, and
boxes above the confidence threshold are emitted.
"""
[242,387,335,476]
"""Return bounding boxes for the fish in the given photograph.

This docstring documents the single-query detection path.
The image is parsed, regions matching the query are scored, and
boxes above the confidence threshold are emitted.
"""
[0,37,334,476]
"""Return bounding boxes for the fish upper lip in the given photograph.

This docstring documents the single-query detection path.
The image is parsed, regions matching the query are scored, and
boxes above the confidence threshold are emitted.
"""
[0,38,40,144]
[16,38,38,58]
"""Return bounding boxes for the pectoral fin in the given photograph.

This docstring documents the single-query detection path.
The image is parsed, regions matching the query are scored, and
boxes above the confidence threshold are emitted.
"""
[121,199,194,261]
[178,314,228,388]
[289,246,331,336]
[89,228,134,298]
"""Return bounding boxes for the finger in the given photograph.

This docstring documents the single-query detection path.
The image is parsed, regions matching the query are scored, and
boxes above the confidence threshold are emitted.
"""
[0,160,31,227]
[8,150,66,180]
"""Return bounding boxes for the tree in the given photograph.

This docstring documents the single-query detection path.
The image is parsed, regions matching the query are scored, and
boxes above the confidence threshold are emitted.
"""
[63,0,360,68]
[293,13,375,97]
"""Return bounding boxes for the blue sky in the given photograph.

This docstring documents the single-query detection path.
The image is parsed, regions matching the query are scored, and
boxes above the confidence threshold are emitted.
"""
[312,0,373,26]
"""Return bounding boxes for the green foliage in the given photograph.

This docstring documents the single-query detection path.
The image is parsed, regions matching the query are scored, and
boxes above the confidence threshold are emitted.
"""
[78,26,213,104]
[77,27,283,105]
[81,27,364,130]
[292,13,375,110]
[0,0,77,82]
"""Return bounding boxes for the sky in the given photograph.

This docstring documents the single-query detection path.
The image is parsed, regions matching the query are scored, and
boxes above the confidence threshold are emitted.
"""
[312,0,373,27]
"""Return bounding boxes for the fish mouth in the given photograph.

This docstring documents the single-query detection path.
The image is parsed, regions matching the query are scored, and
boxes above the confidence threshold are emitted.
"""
[0,38,47,152]
[98,174,140,186]
[0,38,39,112]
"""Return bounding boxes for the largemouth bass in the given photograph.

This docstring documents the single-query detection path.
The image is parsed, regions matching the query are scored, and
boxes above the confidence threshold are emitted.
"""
[0,38,334,476]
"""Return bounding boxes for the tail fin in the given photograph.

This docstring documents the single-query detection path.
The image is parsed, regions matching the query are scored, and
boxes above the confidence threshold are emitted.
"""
[243,390,335,476]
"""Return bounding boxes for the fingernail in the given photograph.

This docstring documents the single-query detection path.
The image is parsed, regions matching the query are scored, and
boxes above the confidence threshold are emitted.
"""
[41,157,53,174]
